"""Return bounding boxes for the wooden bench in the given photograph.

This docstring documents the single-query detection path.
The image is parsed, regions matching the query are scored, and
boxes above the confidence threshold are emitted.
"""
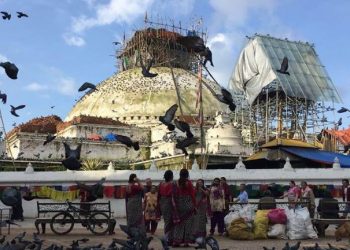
[34,201,116,234]
[312,201,350,237]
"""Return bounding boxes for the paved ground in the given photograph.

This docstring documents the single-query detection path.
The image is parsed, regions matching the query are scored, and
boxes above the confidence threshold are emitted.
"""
[1,218,349,250]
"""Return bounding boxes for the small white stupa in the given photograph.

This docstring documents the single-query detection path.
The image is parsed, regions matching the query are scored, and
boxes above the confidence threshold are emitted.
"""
[283,157,294,171]
[332,157,341,170]
[149,160,158,171]
[25,162,34,174]
[235,156,246,170]
[107,161,115,172]
[191,159,200,171]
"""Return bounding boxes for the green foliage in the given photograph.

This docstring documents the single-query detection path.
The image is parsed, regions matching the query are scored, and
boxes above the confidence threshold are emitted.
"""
[82,159,104,171]
[134,164,145,170]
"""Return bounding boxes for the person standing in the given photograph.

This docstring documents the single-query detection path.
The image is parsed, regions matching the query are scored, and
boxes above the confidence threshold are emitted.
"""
[126,174,145,232]
[341,179,350,218]
[209,178,225,236]
[144,185,159,235]
[280,180,300,207]
[220,177,231,215]
[172,169,196,247]
[158,170,175,246]
[234,184,248,204]
[300,181,316,218]
[144,178,152,194]
[193,179,209,238]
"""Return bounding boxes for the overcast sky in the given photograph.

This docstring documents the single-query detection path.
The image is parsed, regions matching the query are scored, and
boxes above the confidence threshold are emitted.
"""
[0,0,350,130]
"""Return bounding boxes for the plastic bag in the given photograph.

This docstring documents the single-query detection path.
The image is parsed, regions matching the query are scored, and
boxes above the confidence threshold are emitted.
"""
[286,207,318,240]
[228,218,254,240]
[268,208,287,225]
[239,204,255,223]
[224,211,240,227]
[253,210,270,239]
[267,224,287,239]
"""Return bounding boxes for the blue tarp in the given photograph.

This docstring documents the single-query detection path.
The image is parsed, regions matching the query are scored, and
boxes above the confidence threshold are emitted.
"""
[104,133,117,142]
[281,147,350,168]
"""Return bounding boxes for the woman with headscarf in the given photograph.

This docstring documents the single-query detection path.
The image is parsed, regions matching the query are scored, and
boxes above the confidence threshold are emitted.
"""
[126,173,145,231]
[158,170,175,245]
[172,169,196,247]
[193,179,209,238]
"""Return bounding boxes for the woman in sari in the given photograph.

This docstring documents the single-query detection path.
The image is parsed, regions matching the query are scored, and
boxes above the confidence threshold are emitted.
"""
[126,173,145,232]
[158,170,174,245]
[193,179,209,238]
[172,169,196,247]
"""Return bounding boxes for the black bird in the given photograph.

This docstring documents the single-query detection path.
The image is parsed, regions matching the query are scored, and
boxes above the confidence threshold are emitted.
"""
[276,57,290,75]
[114,134,139,150]
[209,87,236,112]
[86,150,92,154]
[159,104,178,131]
[61,142,82,170]
[202,47,213,67]
[0,62,19,79]
[78,82,97,92]
[174,119,193,138]
[337,117,343,127]
[76,178,106,202]
[12,122,16,127]
[176,137,198,156]
[140,54,158,78]
[10,105,25,117]
[33,153,40,158]
[205,236,220,250]
[338,107,350,113]
[0,91,7,104]
[16,12,28,18]
[48,153,52,158]
[113,41,121,45]
[50,106,55,109]
[43,134,56,145]
[0,11,11,20]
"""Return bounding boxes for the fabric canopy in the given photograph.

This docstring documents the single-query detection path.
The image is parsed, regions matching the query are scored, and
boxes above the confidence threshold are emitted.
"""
[104,133,117,142]
[281,147,350,168]
[325,128,350,146]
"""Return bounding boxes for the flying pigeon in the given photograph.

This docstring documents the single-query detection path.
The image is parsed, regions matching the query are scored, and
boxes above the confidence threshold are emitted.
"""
[159,104,178,131]
[174,119,193,138]
[0,91,7,104]
[43,134,56,145]
[78,82,97,92]
[176,137,198,156]
[0,11,11,20]
[205,236,220,250]
[114,134,139,150]
[0,62,19,79]
[76,178,106,202]
[50,105,55,109]
[337,118,343,127]
[61,142,82,170]
[140,54,158,78]
[202,47,213,67]
[12,122,16,127]
[276,57,290,75]
[113,41,121,45]
[10,105,25,117]
[210,87,236,112]
[338,107,350,113]
[16,12,28,18]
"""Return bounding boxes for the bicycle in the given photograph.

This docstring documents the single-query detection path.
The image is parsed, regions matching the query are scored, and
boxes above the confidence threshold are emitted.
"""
[50,200,111,235]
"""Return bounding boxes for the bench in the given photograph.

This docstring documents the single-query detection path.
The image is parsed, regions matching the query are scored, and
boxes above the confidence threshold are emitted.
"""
[312,201,350,237]
[35,201,116,234]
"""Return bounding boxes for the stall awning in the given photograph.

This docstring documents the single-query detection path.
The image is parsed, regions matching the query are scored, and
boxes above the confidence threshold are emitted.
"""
[325,128,350,146]
[281,147,350,168]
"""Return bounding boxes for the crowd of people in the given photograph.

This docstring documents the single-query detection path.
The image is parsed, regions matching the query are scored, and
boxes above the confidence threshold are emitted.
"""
[125,169,248,248]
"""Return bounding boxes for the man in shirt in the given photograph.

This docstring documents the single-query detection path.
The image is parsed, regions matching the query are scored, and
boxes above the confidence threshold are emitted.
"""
[341,179,350,218]
[235,184,248,203]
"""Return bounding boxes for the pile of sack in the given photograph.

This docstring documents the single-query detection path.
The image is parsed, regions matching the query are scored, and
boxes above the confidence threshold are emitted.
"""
[225,205,318,240]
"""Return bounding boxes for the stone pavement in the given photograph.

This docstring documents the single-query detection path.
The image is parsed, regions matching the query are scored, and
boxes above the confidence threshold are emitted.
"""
[1,218,349,250]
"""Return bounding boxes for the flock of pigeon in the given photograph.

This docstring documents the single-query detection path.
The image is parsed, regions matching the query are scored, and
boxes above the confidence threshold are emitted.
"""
[1,11,28,20]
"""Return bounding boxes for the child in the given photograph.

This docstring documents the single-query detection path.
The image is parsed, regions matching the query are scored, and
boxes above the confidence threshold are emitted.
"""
[144,185,159,234]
